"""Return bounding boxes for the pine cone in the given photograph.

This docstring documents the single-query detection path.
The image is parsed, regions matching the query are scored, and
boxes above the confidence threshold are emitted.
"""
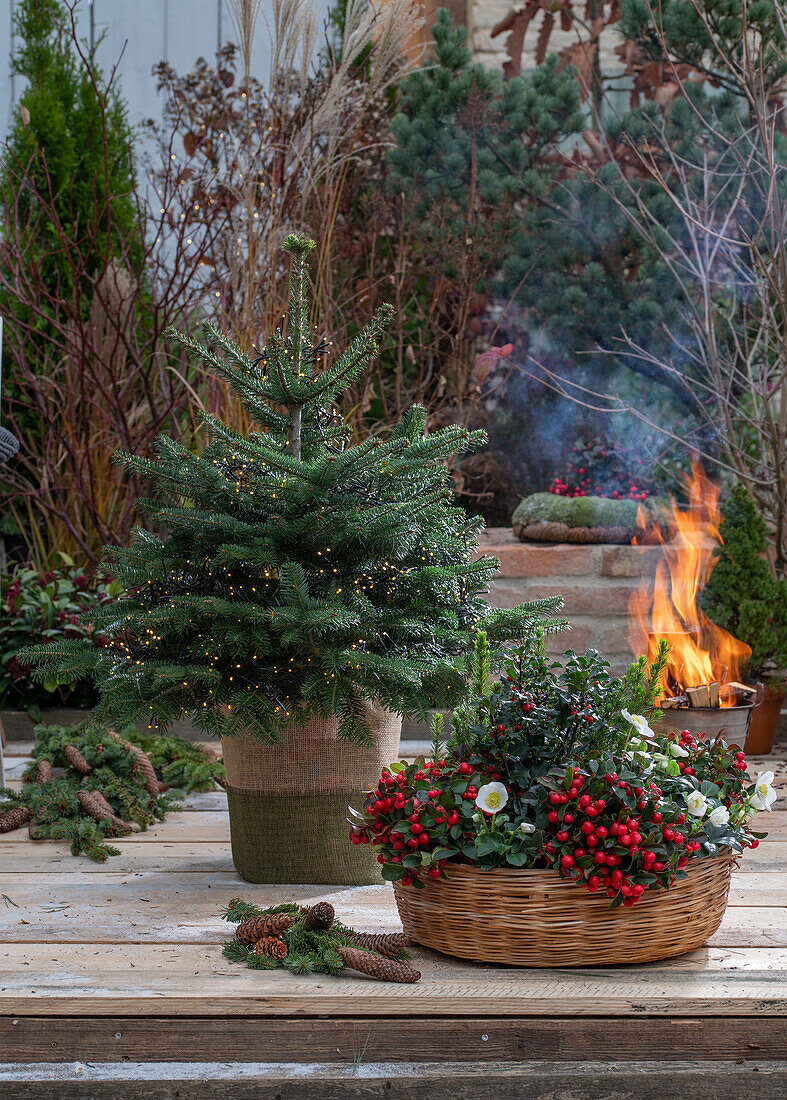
[106,730,159,798]
[303,902,335,932]
[254,936,288,961]
[0,805,31,833]
[344,931,410,958]
[236,913,296,944]
[35,760,53,784]
[132,750,160,799]
[76,789,132,834]
[337,946,420,984]
[63,743,92,775]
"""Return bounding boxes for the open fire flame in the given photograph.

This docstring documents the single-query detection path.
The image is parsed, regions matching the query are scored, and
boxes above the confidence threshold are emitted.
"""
[629,462,751,707]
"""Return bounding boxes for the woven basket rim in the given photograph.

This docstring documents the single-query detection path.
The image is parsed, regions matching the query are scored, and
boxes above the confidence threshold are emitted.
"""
[419,846,736,886]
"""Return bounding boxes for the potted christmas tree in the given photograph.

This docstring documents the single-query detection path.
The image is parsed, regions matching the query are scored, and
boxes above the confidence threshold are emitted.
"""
[22,235,560,883]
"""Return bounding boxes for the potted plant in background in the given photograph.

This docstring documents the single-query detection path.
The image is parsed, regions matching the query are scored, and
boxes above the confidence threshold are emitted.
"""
[1,558,122,737]
[703,484,787,754]
[511,436,662,544]
[353,633,768,965]
[20,236,562,884]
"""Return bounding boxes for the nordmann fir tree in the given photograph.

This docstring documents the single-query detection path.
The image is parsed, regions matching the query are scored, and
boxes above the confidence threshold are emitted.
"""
[21,236,563,745]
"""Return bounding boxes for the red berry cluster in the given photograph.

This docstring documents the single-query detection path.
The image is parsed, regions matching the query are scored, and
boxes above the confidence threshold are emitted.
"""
[548,437,653,502]
[537,768,699,905]
[351,758,480,887]
[352,705,762,906]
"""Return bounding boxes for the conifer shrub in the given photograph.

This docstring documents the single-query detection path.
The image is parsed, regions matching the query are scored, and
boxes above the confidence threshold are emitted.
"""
[702,484,787,676]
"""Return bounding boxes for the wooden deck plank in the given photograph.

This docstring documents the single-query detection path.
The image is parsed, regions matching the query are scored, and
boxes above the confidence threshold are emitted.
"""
[2,837,784,874]
[0,841,237,874]
[0,943,785,1017]
[2,1059,787,1100]
[0,872,784,948]
[2,1014,786,1064]
[4,941,785,973]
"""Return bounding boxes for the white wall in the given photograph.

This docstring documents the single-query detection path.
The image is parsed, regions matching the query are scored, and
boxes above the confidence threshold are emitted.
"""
[0,0,331,139]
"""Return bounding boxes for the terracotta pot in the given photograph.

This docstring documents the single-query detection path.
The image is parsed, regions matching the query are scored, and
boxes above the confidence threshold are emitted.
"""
[746,684,786,755]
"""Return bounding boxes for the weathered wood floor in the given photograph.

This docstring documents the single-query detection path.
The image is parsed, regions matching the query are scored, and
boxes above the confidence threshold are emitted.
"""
[1,740,786,1098]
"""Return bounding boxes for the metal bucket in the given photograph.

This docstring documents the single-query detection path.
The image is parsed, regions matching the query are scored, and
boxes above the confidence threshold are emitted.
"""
[657,702,755,750]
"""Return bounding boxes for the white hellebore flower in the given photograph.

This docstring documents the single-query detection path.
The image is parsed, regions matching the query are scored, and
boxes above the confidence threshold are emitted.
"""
[669,742,689,758]
[475,782,508,815]
[621,710,655,739]
[519,822,536,835]
[686,789,708,817]
[750,771,778,812]
[708,804,730,827]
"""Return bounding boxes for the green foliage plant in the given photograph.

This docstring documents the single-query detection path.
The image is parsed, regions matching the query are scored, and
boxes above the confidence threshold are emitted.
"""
[1,558,123,714]
[388,10,584,278]
[20,236,564,744]
[355,635,765,903]
[0,0,140,308]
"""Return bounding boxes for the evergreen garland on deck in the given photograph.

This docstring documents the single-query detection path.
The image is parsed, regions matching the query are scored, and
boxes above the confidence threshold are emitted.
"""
[221,898,419,982]
[0,721,224,861]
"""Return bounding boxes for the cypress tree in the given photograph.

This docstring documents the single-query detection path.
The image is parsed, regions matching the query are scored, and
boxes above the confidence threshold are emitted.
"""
[0,0,140,310]
[702,485,787,675]
[22,236,562,743]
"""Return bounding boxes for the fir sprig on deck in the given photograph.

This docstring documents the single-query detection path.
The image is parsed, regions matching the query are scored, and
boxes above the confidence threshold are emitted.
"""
[221,898,418,981]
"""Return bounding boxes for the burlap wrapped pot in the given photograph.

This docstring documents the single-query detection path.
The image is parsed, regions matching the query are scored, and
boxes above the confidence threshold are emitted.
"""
[221,700,401,884]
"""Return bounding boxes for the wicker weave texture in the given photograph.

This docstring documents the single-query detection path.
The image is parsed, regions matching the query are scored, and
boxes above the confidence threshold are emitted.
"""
[393,852,735,967]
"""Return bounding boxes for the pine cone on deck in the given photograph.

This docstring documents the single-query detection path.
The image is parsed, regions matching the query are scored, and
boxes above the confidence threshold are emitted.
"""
[343,931,410,958]
[337,946,420,983]
[302,902,335,932]
[106,730,160,798]
[76,789,132,834]
[63,744,92,775]
[236,913,296,944]
[35,760,53,784]
[254,936,288,961]
[0,805,31,833]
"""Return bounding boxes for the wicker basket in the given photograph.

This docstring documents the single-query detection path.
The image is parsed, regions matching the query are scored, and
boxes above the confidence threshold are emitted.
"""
[393,851,735,967]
